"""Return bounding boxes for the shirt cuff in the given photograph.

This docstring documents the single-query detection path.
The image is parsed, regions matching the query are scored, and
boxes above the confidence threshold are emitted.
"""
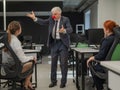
[63,29,67,34]
[34,17,37,22]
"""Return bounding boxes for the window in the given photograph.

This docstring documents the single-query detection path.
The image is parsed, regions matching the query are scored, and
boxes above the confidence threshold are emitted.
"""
[85,10,91,30]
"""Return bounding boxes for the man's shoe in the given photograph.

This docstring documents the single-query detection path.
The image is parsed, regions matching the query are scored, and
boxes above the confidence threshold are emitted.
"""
[60,84,66,88]
[49,83,57,88]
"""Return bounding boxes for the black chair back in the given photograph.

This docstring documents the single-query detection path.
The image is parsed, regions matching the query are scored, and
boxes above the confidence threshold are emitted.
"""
[105,26,120,60]
[0,32,22,79]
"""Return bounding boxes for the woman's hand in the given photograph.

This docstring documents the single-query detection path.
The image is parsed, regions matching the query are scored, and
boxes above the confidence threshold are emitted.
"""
[33,57,37,63]
[87,56,95,67]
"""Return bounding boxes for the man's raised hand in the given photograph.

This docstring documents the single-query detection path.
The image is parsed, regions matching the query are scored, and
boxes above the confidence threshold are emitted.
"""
[26,11,36,20]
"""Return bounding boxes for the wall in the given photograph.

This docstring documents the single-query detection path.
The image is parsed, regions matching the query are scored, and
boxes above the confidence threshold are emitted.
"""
[63,11,84,33]
[85,0,120,28]
[116,0,120,25]
[84,1,98,29]
[98,0,116,28]
[90,1,98,28]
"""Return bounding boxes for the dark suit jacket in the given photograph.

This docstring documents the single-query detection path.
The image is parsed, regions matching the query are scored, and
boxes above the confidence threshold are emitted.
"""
[35,16,73,48]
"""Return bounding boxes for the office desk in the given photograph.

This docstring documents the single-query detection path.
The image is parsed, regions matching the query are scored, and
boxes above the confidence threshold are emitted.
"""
[32,44,44,52]
[24,49,41,62]
[101,61,120,90]
[33,44,44,63]
[32,44,44,48]
[24,49,40,88]
[23,44,44,63]
[72,47,99,90]
[24,49,40,54]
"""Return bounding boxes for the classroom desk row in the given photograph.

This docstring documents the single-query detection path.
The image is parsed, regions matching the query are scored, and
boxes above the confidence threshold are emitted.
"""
[71,46,120,90]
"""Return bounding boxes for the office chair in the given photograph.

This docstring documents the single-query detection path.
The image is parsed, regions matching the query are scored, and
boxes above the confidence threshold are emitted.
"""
[23,35,33,49]
[0,32,34,90]
[68,33,88,67]
[88,26,120,89]
[70,33,87,46]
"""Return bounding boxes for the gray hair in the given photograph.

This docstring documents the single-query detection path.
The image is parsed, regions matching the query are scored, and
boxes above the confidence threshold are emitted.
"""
[51,7,62,14]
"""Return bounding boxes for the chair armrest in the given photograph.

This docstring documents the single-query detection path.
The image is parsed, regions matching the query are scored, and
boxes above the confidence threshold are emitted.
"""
[88,59,107,79]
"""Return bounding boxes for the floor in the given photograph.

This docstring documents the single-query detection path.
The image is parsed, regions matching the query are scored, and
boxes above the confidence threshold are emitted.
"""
[34,56,77,90]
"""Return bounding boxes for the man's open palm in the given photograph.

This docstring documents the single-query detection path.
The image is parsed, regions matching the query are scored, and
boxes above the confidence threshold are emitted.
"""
[26,11,36,20]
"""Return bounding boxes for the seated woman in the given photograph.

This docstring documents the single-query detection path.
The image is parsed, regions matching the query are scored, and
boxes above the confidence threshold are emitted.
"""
[87,20,119,90]
[2,21,36,90]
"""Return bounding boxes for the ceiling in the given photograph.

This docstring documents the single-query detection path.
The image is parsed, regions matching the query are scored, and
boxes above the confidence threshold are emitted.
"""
[63,0,83,12]
[63,0,97,12]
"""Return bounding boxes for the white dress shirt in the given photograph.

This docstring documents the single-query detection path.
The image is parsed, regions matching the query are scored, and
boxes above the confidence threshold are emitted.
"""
[55,19,60,39]
[52,18,66,39]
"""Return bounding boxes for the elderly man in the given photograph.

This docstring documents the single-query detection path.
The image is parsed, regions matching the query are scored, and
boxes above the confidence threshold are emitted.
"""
[27,6,73,88]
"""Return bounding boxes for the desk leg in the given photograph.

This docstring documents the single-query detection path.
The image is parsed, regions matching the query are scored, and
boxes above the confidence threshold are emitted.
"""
[32,63,37,88]
[72,50,75,82]
[37,52,42,64]
[81,53,85,90]
[75,52,80,90]
[35,64,37,88]
[0,79,2,87]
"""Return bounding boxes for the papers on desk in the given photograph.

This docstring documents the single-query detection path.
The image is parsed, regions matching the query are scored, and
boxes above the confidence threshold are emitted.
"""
[89,44,100,50]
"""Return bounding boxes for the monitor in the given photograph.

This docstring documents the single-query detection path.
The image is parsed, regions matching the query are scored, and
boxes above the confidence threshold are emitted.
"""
[23,35,32,49]
[87,28,104,46]
[76,24,84,34]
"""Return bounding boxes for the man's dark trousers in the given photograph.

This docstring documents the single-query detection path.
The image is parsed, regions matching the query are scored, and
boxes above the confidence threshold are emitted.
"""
[50,40,68,85]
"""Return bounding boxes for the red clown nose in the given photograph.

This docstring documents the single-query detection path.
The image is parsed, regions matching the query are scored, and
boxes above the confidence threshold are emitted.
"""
[52,15,56,20]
